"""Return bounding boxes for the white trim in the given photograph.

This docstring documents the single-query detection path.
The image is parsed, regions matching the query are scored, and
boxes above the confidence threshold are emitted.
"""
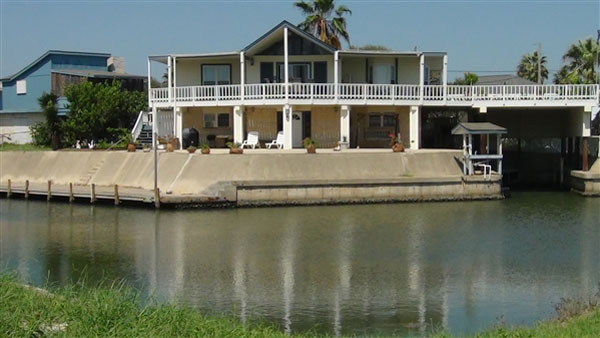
[16,80,26,95]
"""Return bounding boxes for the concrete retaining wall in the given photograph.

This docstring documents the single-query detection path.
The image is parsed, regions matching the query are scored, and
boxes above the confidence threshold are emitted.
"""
[0,150,504,205]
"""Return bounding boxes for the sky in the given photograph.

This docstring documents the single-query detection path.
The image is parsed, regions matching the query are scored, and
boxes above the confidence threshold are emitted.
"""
[1,0,599,82]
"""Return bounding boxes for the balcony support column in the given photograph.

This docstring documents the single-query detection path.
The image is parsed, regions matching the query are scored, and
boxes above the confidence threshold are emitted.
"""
[283,104,293,149]
[176,107,183,150]
[240,52,245,102]
[419,53,425,103]
[442,54,448,104]
[340,105,350,144]
[409,105,421,149]
[233,106,245,145]
[334,51,339,102]
[167,55,173,104]
[147,58,152,108]
[284,26,289,102]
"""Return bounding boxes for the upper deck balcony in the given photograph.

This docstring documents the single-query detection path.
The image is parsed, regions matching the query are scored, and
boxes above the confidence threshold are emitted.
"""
[149,83,599,108]
[148,21,599,110]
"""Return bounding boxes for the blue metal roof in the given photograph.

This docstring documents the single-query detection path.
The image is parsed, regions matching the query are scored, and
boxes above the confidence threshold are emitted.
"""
[1,50,111,81]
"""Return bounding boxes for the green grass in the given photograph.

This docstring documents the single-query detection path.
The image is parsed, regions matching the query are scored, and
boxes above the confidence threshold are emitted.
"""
[432,311,600,338]
[1,272,599,337]
[0,273,323,338]
[0,143,51,151]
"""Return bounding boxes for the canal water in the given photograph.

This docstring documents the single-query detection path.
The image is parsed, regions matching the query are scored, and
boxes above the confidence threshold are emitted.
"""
[1,193,599,337]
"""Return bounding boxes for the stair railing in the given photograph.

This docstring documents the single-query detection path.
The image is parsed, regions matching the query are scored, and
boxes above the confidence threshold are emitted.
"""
[131,111,149,142]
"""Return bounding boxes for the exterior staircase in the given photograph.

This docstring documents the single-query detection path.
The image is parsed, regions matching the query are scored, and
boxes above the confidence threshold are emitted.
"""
[135,125,153,149]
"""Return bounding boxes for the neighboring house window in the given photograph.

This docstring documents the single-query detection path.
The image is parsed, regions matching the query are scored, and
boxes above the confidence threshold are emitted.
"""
[202,65,231,85]
[203,113,230,128]
[16,80,27,94]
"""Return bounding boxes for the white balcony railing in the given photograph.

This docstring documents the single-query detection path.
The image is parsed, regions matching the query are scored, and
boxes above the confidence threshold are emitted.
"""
[150,83,599,106]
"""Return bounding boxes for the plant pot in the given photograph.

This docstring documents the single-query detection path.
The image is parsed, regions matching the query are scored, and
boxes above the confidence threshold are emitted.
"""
[201,148,210,155]
[166,143,174,152]
[306,145,316,154]
[229,148,243,154]
[392,143,405,153]
[127,143,136,152]
[187,148,197,154]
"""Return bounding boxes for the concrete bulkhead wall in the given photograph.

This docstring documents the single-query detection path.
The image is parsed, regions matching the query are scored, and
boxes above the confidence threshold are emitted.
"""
[0,150,503,205]
[570,159,600,196]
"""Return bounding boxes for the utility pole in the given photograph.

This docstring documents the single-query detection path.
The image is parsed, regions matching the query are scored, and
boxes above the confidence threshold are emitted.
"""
[537,42,542,85]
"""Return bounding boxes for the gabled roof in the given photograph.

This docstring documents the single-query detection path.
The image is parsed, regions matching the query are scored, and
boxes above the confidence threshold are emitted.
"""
[1,50,111,81]
[243,20,336,55]
[452,122,507,135]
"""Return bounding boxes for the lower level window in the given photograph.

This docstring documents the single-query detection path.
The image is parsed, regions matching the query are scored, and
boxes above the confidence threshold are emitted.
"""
[204,113,230,128]
[368,113,396,127]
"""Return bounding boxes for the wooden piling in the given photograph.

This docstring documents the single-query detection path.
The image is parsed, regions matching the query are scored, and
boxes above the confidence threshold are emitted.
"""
[24,180,29,199]
[69,183,74,202]
[47,180,52,201]
[90,184,96,203]
[7,179,11,198]
[154,187,160,208]
[114,184,120,205]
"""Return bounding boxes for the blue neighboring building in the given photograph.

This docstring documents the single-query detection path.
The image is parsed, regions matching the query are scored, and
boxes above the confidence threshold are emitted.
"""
[0,50,145,144]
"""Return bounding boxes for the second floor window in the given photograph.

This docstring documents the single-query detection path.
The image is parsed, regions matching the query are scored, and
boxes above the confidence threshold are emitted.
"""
[278,63,311,83]
[202,65,231,85]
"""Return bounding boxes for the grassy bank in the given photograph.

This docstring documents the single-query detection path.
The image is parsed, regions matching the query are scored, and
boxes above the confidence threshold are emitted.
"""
[0,143,51,151]
[0,274,320,337]
[1,272,598,337]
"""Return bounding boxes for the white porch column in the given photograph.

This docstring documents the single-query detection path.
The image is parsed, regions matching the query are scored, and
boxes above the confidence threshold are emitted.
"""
[240,52,245,101]
[152,106,158,149]
[176,107,183,150]
[582,107,591,137]
[419,54,425,103]
[233,106,244,144]
[167,56,173,104]
[284,26,289,101]
[147,58,152,107]
[340,105,350,144]
[334,51,339,101]
[409,105,421,149]
[282,104,293,149]
[442,54,448,104]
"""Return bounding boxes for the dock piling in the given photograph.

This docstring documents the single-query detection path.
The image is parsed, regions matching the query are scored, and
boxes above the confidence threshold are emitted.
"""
[90,184,96,203]
[154,187,160,208]
[25,180,29,199]
[47,180,52,201]
[114,184,120,205]
[69,183,74,202]
[7,179,11,198]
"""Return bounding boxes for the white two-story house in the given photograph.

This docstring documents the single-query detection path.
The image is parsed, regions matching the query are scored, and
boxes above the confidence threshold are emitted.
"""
[146,20,599,150]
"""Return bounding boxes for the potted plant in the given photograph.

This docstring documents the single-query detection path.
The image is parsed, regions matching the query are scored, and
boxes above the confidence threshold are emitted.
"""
[126,134,137,152]
[389,132,405,153]
[166,135,178,152]
[227,142,243,154]
[200,144,210,154]
[187,146,197,154]
[303,137,317,154]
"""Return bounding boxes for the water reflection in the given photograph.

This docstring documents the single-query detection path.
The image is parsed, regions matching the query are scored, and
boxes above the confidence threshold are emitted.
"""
[1,193,599,337]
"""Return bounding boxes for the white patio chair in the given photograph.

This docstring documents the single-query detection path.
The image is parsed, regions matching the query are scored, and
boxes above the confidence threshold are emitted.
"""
[266,131,284,149]
[241,131,260,149]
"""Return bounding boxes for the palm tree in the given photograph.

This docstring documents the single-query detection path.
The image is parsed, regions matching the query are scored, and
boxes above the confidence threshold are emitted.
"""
[517,51,548,83]
[294,0,352,49]
[453,72,478,85]
[554,37,599,84]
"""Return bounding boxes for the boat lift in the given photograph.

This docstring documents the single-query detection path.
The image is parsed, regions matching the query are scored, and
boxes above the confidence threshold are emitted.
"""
[451,122,507,179]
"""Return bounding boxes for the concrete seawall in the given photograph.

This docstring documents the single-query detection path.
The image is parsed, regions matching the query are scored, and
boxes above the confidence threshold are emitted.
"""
[0,150,503,206]
[570,160,600,196]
